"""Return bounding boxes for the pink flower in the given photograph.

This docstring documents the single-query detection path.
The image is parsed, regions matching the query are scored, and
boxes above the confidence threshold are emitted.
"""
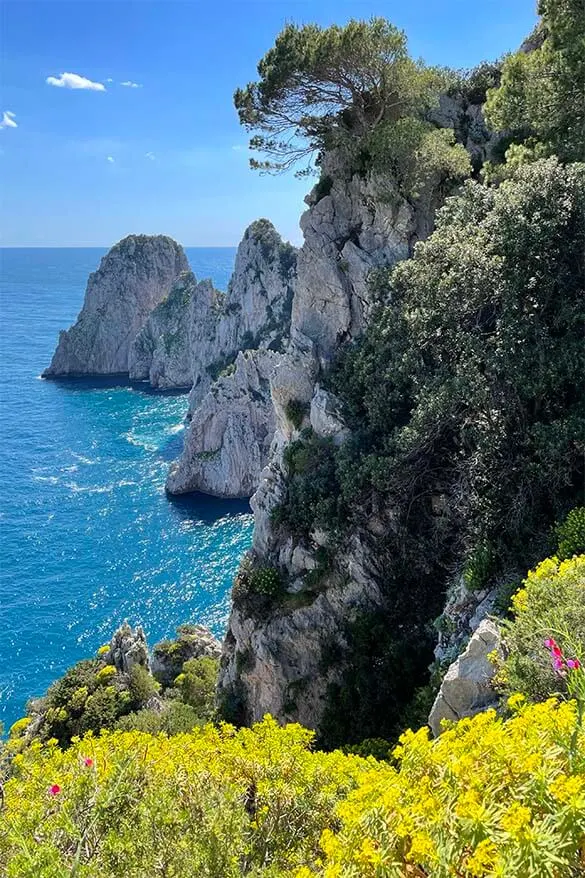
[567,658,581,670]
[83,757,93,767]
[49,784,61,796]
[553,656,565,673]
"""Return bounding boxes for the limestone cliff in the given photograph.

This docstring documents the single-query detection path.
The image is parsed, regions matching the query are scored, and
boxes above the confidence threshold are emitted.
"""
[129,271,227,392]
[165,220,297,497]
[166,350,281,498]
[217,100,498,737]
[44,235,188,377]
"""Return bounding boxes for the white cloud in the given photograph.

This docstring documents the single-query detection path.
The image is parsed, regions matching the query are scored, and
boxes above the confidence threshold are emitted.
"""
[46,72,105,91]
[107,156,115,163]
[145,151,155,161]
[120,80,142,88]
[106,78,113,83]
[0,111,17,129]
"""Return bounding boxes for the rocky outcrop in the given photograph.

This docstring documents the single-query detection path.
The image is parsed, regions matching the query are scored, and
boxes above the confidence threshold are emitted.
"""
[291,152,416,360]
[166,350,280,498]
[107,623,150,674]
[433,575,499,667]
[428,619,503,736]
[151,623,221,687]
[44,235,188,377]
[219,541,383,729]
[164,221,297,494]
[218,99,500,735]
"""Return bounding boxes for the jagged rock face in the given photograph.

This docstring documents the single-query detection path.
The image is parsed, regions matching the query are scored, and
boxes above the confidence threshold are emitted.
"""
[164,221,297,495]
[218,115,497,733]
[434,574,498,667]
[218,545,383,729]
[129,272,228,394]
[166,350,281,498]
[107,623,150,675]
[428,619,503,737]
[291,154,415,360]
[44,235,188,377]
[227,219,296,351]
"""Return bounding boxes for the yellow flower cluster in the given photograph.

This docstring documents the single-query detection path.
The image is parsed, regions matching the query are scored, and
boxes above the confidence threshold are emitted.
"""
[318,698,585,877]
[0,716,366,878]
[1,698,584,876]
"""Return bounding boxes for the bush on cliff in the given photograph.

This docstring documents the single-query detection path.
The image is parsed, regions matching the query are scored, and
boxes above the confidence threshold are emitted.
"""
[485,0,585,164]
[496,554,585,704]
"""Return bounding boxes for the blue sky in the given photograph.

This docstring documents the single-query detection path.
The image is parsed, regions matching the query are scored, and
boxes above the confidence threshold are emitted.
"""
[1,0,537,247]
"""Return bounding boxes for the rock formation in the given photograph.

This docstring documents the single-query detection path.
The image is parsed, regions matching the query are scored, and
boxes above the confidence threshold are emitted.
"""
[164,220,297,496]
[166,350,281,497]
[150,623,221,687]
[428,619,503,737]
[217,101,499,734]
[43,235,188,377]
[107,623,150,675]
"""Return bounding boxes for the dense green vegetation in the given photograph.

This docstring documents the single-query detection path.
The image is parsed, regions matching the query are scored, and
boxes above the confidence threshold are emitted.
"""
[485,0,585,164]
[8,634,220,750]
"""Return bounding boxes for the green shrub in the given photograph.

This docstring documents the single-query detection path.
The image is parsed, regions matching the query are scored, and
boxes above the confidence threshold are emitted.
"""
[496,555,585,702]
[128,664,160,707]
[175,657,218,719]
[556,506,585,560]
[115,701,204,735]
[284,398,308,430]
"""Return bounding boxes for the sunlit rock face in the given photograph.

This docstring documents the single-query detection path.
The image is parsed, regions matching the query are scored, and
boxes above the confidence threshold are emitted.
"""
[44,235,188,377]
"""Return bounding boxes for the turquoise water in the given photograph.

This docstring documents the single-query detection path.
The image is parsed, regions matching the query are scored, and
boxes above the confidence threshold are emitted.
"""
[0,247,253,731]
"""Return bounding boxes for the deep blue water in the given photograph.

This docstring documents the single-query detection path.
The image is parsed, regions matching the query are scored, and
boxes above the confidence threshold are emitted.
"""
[0,247,253,732]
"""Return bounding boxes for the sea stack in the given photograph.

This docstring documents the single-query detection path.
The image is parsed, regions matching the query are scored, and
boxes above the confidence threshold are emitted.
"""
[43,234,188,377]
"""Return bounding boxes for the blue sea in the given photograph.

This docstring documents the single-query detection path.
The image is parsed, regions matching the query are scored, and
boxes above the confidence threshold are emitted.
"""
[0,247,253,732]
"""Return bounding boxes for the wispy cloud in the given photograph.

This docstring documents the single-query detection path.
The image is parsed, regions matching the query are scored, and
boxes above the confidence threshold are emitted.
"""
[120,80,142,88]
[232,145,243,151]
[0,111,18,129]
[105,78,114,83]
[145,151,156,161]
[46,72,105,91]
[107,156,115,163]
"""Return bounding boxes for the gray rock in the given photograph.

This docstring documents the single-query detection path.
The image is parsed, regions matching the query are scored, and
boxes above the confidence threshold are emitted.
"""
[44,235,188,377]
[166,350,280,497]
[429,619,503,736]
[107,623,150,675]
[310,387,349,444]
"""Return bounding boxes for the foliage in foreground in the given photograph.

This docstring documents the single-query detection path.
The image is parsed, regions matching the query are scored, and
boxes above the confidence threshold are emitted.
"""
[2,701,584,877]
[496,554,585,703]
[316,698,585,878]
[0,717,365,878]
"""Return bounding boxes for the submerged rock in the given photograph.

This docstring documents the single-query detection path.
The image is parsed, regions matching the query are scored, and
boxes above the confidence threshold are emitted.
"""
[44,235,188,377]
